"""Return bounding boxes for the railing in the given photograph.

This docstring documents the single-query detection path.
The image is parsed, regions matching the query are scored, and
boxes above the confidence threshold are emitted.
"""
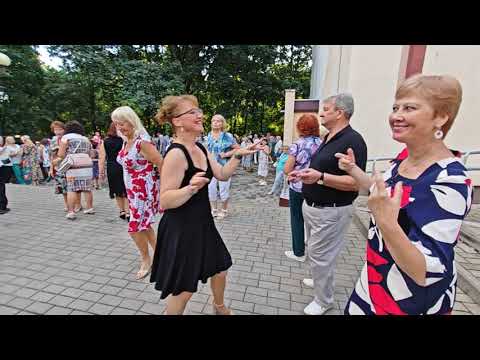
[362,149,480,202]
[462,150,480,171]
[365,150,480,173]
[366,157,394,174]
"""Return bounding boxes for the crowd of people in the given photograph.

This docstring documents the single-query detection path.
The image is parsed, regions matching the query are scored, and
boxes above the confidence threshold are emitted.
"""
[0,74,473,316]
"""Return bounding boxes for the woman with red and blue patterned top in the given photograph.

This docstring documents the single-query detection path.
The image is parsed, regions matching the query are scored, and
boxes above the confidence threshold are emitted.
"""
[336,74,472,315]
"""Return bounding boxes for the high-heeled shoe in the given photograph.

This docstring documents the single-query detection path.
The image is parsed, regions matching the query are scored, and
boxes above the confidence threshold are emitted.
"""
[213,302,234,315]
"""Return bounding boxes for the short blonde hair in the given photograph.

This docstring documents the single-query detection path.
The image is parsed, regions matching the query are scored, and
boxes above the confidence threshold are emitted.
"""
[395,74,462,138]
[21,135,34,146]
[5,136,15,145]
[50,120,65,132]
[155,95,199,127]
[111,106,148,138]
[211,114,228,131]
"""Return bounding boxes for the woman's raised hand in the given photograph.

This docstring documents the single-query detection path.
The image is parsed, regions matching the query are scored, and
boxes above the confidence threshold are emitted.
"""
[235,143,258,157]
[189,172,210,193]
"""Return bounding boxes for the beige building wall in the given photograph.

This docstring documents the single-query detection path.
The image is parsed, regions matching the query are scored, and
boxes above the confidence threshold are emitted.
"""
[337,46,405,165]
[288,45,480,182]
[422,46,480,183]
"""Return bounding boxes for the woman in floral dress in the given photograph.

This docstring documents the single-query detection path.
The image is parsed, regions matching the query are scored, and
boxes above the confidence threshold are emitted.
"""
[257,138,270,186]
[20,135,42,185]
[112,106,163,280]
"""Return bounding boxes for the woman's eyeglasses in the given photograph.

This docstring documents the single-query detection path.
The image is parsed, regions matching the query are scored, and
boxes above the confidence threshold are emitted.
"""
[174,108,203,118]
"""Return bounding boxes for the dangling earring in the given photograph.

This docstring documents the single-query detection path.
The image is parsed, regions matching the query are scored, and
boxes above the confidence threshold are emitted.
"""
[434,128,443,140]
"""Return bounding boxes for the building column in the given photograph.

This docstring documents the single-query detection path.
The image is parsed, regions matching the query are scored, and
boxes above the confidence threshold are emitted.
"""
[310,45,329,100]
[397,45,427,85]
[283,89,296,145]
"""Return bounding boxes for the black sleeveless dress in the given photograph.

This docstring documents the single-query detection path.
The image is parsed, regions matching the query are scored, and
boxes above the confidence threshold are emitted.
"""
[150,142,232,299]
[104,136,127,199]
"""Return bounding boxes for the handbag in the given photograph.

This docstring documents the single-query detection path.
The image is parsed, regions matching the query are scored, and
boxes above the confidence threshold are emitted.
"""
[57,140,93,175]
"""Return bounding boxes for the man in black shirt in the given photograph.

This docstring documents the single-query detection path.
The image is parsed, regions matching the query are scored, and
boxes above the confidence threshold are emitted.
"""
[289,93,367,315]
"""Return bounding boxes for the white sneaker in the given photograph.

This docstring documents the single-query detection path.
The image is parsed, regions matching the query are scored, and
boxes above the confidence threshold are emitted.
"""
[83,208,95,215]
[211,209,219,218]
[267,190,274,195]
[66,212,76,220]
[303,300,332,315]
[284,250,306,263]
[302,278,314,288]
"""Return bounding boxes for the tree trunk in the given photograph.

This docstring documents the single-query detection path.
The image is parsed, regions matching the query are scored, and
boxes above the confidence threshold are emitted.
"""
[89,81,96,132]
[243,112,248,134]
[233,116,237,135]
[259,101,263,134]
[0,108,4,137]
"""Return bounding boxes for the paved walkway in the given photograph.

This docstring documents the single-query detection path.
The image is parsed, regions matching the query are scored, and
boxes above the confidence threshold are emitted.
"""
[0,167,478,315]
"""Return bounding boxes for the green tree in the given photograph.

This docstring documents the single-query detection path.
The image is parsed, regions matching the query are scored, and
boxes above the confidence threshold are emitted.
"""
[1,44,312,139]
[0,45,51,138]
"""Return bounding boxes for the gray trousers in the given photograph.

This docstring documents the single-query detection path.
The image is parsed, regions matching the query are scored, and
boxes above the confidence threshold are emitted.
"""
[302,202,354,308]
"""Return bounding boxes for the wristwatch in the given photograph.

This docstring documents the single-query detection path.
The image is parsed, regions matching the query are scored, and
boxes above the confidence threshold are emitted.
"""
[316,172,325,185]
[234,153,243,160]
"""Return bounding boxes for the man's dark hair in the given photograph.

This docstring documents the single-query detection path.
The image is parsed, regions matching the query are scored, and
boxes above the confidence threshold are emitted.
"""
[64,121,85,136]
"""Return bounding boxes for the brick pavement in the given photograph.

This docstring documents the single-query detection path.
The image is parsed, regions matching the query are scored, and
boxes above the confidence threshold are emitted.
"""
[0,167,478,315]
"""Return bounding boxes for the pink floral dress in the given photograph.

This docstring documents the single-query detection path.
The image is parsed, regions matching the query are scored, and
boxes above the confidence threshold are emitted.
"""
[117,136,159,233]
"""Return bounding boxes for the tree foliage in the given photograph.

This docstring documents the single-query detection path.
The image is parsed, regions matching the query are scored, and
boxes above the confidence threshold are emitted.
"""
[0,45,311,139]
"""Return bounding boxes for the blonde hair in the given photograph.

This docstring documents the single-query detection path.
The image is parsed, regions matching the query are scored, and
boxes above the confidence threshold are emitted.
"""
[21,135,34,146]
[211,114,229,131]
[50,120,65,132]
[395,74,462,138]
[155,95,199,130]
[5,136,15,145]
[111,106,149,138]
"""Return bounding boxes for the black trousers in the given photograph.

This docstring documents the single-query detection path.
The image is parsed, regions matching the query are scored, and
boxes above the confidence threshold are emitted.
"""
[40,163,49,181]
[0,166,12,210]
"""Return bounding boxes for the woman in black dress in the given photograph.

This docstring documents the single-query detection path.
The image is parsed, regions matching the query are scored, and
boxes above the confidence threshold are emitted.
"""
[99,122,129,219]
[150,95,257,315]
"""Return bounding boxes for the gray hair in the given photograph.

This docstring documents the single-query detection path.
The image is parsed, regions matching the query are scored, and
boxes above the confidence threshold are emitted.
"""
[324,93,354,120]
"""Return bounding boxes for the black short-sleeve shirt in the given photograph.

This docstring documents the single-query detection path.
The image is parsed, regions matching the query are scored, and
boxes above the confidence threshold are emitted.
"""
[302,125,368,206]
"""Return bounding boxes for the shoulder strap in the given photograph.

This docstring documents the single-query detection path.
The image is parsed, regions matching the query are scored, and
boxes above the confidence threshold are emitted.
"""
[196,142,208,157]
[167,143,194,169]
[71,139,82,154]
[196,142,212,172]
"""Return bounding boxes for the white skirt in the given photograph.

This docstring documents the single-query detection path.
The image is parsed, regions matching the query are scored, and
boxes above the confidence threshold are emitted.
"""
[258,160,269,177]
